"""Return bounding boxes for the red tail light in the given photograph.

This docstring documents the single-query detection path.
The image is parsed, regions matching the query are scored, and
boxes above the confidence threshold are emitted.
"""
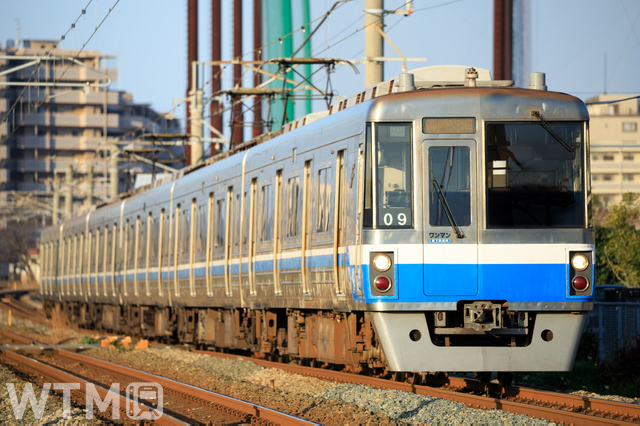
[373,276,392,293]
[572,276,589,292]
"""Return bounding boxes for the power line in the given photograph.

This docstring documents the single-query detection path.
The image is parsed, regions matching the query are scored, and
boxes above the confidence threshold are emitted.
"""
[0,0,121,140]
[585,94,640,105]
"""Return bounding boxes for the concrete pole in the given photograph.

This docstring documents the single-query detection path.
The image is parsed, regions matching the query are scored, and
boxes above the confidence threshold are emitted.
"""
[52,175,59,224]
[190,88,204,165]
[64,165,73,219]
[110,149,119,199]
[364,0,384,87]
[186,0,198,166]
[493,0,513,81]
[232,0,244,147]
[253,0,263,138]
[211,0,222,156]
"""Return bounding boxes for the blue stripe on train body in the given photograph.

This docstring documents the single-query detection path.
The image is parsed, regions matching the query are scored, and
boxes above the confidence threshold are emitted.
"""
[360,263,592,305]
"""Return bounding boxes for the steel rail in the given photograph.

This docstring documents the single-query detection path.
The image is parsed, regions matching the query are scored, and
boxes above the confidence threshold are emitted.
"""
[447,376,640,422]
[52,348,316,425]
[0,349,180,424]
[193,349,637,425]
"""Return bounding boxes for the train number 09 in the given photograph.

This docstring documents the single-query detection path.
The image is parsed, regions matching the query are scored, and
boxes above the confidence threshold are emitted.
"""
[383,212,407,226]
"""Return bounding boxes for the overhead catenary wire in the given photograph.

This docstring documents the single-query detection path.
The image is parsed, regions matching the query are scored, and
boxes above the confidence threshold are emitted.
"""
[107,1,352,148]
[0,0,121,141]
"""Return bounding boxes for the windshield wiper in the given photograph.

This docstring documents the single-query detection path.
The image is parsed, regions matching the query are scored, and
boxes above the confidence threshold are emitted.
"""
[531,110,574,153]
[431,179,464,239]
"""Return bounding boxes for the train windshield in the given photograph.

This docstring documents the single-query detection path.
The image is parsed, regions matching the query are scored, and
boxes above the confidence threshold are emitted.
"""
[364,123,413,228]
[486,121,586,228]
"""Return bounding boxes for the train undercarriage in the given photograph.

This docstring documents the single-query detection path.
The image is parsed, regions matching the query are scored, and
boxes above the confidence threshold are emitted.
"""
[43,300,387,374]
[43,299,572,383]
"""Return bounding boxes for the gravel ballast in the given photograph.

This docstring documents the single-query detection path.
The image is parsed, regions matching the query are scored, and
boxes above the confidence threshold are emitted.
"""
[0,303,636,424]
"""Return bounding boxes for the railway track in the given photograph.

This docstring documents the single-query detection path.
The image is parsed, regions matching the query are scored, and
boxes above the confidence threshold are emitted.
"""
[0,330,313,424]
[2,297,639,424]
[0,290,47,322]
[193,349,640,425]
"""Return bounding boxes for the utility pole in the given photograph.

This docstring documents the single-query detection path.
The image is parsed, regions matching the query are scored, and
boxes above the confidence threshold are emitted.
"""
[364,0,384,87]
[186,0,198,166]
[493,0,513,81]
[190,79,204,165]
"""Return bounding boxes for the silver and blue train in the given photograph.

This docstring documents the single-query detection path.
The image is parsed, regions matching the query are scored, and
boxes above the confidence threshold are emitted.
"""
[40,66,594,375]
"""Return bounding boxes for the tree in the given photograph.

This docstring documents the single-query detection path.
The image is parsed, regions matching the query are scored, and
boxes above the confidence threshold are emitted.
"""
[595,193,640,288]
[0,218,39,282]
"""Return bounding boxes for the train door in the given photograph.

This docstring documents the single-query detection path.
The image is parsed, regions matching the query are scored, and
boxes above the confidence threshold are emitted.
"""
[333,150,347,294]
[301,160,312,294]
[422,140,478,296]
[274,169,283,294]
[249,179,257,295]
[224,187,233,296]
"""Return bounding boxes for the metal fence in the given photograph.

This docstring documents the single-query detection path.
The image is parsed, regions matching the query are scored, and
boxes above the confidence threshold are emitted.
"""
[587,302,640,360]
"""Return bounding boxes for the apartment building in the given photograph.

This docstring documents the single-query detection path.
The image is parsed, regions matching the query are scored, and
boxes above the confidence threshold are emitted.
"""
[587,94,640,205]
[0,39,182,224]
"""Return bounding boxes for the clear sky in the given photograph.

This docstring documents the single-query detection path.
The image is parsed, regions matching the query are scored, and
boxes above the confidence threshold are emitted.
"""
[1,0,639,124]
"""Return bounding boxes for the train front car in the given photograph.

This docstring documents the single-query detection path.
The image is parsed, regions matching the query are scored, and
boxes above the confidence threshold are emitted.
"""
[361,70,593,373]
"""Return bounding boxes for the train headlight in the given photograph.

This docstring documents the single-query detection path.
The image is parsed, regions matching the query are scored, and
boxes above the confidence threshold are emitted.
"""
[373,276,392,293]
[571,253,589,271]
[372,254,392,272]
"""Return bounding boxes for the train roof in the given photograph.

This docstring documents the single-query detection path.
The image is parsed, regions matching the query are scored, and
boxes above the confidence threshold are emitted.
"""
[76,65,583,221]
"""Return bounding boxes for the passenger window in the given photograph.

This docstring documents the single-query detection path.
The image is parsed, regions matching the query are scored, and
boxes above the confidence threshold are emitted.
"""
[286,176,300,237]
[216,198,225,247]
[260,184,272,241]
[317,167,332,233]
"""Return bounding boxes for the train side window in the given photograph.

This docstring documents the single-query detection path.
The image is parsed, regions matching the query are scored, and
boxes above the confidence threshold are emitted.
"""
[111,223,117,296]
[260,184,272,242]
[174,204,181,296]
[97,227,104,274]
[286,176,300,238]
[234,193,241,248]
[375,123,413,228]
[190,198,197,261]
[216,198,225,247]
[182,204,190,262]
[146,212,153,296]
[72,234,77,295]
[243,190,249,247]
[149,214,158,266]
[138,216,145,270]
[103,227,109,296]
[317,167,333,233]
[198,202,206,256]
[86,231,92,296]
[121,222,127,295]
[158,211,165,297]
[128,220,135,296]
[206,193,214,256]
[364,123,373,227]
[164,212,171,266]
[190,198,197,296]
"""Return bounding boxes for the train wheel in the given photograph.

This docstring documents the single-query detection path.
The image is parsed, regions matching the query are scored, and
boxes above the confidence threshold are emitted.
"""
[391,372,406,382]
[474,372,492,383]
[497,372,514,387]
